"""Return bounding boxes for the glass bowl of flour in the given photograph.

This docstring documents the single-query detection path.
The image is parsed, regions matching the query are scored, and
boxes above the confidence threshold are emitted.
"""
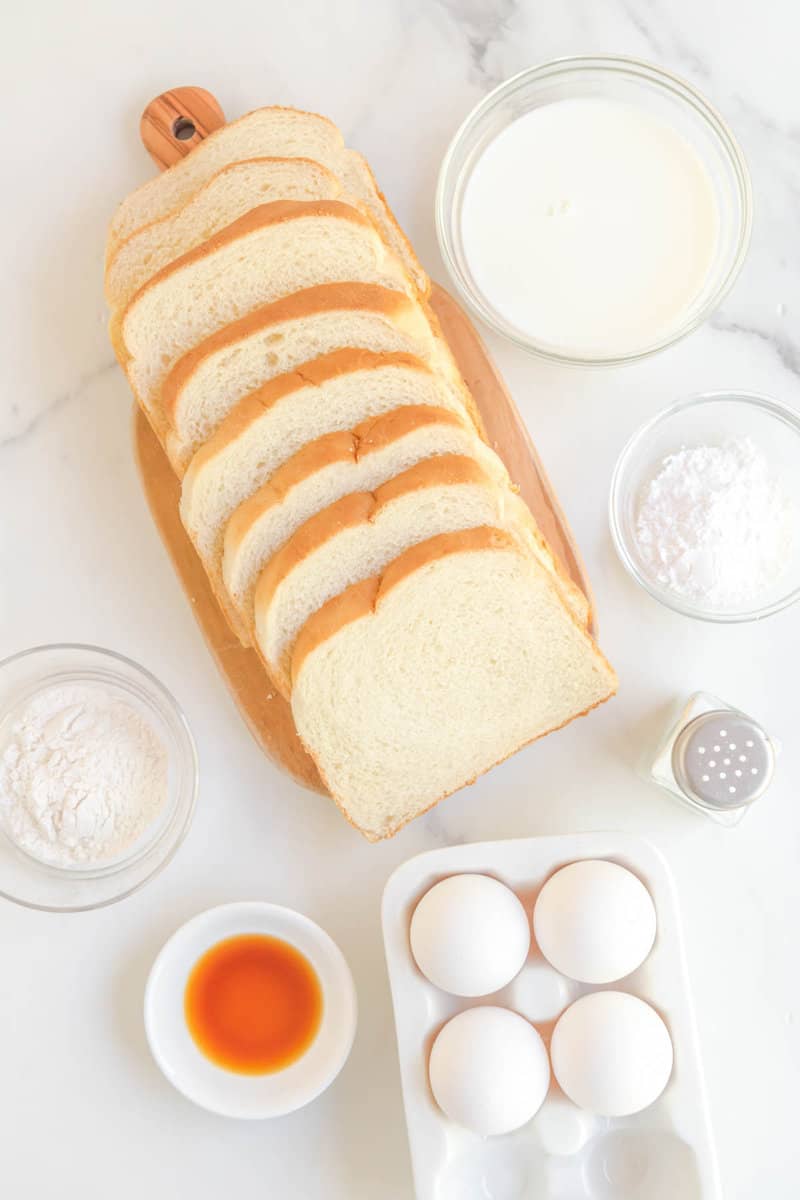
[610,392,800,622]
[0,645,198,910]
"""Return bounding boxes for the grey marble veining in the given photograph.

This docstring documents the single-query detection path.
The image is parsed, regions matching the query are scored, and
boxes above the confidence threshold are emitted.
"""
[1,360,118,451]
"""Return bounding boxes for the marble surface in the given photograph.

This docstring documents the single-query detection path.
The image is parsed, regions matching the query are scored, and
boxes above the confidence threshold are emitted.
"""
[2,1,799,1195]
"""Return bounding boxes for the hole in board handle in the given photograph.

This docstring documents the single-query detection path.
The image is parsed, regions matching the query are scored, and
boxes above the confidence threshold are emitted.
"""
[172,117,196,141]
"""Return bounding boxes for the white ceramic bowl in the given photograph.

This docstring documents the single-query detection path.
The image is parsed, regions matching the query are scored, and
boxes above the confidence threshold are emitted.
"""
[144,902,357,1119]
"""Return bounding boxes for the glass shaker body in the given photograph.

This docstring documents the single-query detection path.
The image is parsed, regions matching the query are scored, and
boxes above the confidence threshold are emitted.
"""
[648,691,776,826]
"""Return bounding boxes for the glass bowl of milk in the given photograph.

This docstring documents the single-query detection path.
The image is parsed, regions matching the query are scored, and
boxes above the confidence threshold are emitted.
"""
[437,56,751,365]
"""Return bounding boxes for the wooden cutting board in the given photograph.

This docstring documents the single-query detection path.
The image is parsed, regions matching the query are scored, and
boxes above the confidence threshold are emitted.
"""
[131,87,595,795]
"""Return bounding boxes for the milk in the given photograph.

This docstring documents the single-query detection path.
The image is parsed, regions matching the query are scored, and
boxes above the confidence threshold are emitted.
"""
[460,97,720,358]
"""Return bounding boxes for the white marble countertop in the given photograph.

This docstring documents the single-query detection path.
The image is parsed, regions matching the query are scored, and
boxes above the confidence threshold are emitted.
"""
[2,1,799,1195]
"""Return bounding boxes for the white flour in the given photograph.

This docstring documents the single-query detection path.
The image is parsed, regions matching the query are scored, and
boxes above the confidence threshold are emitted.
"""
[0,683,168,867]
[635,436,798,607]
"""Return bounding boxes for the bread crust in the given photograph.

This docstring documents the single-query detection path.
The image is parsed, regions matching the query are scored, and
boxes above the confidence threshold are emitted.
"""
[109,105,346,250]
[226,432,359,544]
[376,450,487,506]
[353,404,465,453]
[162,282,427,426]
[344,148,430,296]
[105,156,344,309]
[183,349,436,488]
[291,526,515,677]
[224,404,468,559]
[119,200,385,362]
[255,458,502,696]
[181,352,459,659]
[107,105,429,293]
[256,453,496,623]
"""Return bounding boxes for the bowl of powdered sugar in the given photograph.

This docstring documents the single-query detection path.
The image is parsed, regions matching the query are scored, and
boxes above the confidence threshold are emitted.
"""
[610,392,800,621]
[0,645,197,910]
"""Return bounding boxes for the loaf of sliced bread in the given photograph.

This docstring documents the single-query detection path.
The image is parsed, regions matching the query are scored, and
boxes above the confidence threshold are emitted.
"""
[180,350,471,594]
[107,107,611,837]
[105,157,341,312]
[223,404,509,641]
[162,282,449,474]
[118,201,413,439]
[291,527,617,840]
[107,106,427,293]
[254,455,533,696]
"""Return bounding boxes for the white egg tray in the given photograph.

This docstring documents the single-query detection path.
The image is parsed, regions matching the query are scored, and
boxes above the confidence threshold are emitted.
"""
[382,833,721,1200]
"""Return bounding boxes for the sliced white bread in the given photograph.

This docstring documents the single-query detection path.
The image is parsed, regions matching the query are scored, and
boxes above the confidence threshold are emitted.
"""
[162,282,456,474]
[107,105,427,292]
[105,157,341,313]
[223,404,510,642]
[180,349,471,597]
[254,454,542,697]
[291,526,618,840]
[118,200,413,439]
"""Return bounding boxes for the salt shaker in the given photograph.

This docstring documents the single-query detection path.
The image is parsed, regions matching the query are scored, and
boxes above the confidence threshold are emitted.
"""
[648,692,777,826]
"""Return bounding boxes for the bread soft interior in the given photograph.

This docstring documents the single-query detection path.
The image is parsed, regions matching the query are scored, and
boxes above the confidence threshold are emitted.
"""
[291,529,616,839]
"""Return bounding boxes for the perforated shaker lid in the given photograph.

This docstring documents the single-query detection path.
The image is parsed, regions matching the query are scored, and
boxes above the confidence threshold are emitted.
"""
[672,710,775,811]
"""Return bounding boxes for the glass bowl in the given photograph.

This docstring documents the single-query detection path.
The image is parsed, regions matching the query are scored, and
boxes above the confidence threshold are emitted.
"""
[0,645,198,911]
[609,392,800,622]
[436,56,752,365]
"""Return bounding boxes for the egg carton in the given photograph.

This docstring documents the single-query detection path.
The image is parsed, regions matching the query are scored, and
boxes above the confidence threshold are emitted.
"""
[381,833,721,1200]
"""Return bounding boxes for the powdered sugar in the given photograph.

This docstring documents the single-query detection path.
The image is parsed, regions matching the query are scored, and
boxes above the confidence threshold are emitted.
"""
[635,436,798,607]
[0,683,168,867]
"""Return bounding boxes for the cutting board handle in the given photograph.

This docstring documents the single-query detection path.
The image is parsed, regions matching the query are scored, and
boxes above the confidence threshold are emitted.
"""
[140,86,226,170]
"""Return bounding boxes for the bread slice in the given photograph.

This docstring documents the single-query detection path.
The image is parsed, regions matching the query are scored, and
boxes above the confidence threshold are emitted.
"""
[180,350,471,598]
[223,404,510,642]
[105,157,341,313]
[162,282,448,474]
[107,106,427,293]
[118,200,413,439]
[253,455,543,697]
[291,527,617,840]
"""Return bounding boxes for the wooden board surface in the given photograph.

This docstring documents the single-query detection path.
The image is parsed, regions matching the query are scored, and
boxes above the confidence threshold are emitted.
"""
[131,87,594,794]
[133,406,325,793]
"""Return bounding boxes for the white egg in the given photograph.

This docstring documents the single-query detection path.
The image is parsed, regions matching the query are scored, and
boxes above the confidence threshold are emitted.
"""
[533,859,656,984]
[551,991,673,1117]
[410,873,530,997]
[429,1006,550,1135]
